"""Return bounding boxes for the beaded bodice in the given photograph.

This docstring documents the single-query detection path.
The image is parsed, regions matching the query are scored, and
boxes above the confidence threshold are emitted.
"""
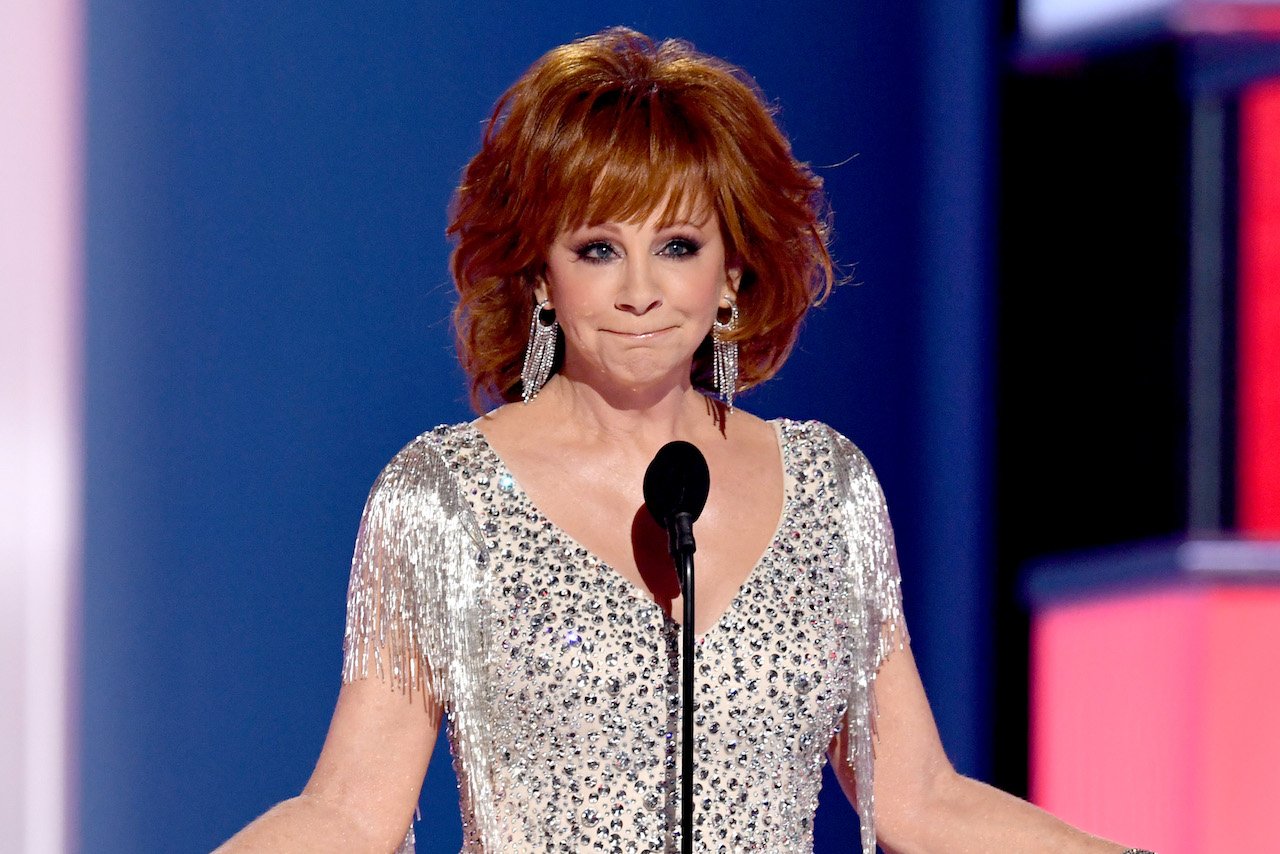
[342,419,907,854]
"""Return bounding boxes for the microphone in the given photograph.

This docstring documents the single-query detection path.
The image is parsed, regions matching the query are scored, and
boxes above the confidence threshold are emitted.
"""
[642,440,708,854]
[643,440,710,567]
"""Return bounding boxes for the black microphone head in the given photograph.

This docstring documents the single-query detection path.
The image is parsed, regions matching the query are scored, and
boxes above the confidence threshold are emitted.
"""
[643,440,710,524]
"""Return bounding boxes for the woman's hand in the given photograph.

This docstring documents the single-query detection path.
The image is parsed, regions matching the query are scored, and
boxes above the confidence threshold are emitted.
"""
[214,663,440,854]
[832,643,1131,853]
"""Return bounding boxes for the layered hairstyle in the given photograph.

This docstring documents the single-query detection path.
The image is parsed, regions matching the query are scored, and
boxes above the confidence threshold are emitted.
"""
[448,27,833,410]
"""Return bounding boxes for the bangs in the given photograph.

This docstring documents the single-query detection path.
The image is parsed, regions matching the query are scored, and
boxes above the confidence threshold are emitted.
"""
[547,92,718,234]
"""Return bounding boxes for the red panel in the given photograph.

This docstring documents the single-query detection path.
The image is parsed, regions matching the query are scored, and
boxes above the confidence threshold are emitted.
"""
[1238,81,1280,533]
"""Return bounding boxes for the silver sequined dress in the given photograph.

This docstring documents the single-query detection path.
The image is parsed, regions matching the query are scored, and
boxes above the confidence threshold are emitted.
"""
[342,419,908,854]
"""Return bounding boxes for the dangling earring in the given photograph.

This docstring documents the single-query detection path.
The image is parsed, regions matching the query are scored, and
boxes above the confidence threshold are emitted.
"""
[521,299,558,403]
[712,300,739,411]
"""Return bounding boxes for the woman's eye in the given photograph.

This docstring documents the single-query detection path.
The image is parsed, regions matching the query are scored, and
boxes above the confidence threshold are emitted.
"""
[660,238,701,258]
[575,241,618,263]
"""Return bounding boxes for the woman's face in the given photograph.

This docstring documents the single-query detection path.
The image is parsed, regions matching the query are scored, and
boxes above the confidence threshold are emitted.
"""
[537,202,740,397]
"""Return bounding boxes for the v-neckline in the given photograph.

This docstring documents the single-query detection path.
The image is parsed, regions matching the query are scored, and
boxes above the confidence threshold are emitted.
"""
[463,419,794,641]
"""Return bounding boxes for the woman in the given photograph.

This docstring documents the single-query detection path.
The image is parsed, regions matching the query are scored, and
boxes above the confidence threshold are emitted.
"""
[219,28,1152,854]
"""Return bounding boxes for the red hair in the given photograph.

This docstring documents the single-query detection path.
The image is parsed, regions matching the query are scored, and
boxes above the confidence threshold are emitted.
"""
[448,27,833,410]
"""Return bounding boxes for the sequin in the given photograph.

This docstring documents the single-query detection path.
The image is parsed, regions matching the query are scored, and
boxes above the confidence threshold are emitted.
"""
[342,419,908,854]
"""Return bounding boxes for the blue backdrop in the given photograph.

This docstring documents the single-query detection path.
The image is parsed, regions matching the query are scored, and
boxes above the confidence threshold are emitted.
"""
[80,2,993,850]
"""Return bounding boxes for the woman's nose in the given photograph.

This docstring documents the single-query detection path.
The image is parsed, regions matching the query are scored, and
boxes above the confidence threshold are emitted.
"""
[615,257,662,314]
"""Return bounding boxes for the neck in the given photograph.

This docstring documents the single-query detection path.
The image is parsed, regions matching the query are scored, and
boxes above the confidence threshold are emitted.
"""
[536,372,725,449]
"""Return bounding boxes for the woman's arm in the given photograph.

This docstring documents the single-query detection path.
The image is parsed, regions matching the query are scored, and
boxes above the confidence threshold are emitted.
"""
[218,433,476,852]
[831,643,1136,854]
[214,667,440,854]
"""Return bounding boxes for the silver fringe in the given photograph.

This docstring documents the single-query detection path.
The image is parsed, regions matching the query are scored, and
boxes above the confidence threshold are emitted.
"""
[712,301,739,410]
[342,435,499,852]
[827,426,909,854]
[520,300,557,403]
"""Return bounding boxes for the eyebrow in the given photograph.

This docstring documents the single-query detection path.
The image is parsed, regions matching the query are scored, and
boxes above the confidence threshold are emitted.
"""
[654,217,711,230]
[566,216,712,235]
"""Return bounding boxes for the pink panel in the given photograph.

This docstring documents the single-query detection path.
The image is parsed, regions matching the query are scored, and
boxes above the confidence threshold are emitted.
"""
[1202,587,1280,850]
[1032,585,1280,854]
[1178,3,1280,34]
[1031,588,1204,853]
[0,0,83,851]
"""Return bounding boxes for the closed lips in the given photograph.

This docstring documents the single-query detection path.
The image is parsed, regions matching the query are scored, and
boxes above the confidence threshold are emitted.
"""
[605,327,675,337]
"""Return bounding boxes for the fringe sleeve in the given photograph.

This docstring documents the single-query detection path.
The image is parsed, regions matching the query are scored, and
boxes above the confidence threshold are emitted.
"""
[339,433,501,850]
[825,425,910,854]
[340,434,487,705]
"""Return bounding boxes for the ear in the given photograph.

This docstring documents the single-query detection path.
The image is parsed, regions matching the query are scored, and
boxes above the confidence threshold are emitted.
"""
[722,266,742,305]
[533,276,551,307]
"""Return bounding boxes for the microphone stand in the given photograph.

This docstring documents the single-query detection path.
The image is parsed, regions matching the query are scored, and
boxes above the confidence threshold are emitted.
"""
[668,513,696,854]
[642,440,708,854]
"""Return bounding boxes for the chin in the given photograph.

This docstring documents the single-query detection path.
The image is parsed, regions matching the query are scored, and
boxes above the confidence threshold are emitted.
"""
[606,364,689,393]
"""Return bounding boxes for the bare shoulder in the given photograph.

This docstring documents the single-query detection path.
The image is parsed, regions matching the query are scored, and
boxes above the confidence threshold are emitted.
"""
[707,408,783,461]
[470,401,523,436]
[700,408,785,499]
[471,402,543,455]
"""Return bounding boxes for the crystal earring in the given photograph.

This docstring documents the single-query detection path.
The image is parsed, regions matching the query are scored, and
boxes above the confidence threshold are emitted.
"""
[712,300,739,411]
[521,299,558,403]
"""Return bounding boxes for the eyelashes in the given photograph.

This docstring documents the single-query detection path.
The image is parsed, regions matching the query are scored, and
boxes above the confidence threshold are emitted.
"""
[661,238,702,258]
[571,237,704,264]
[573,241,619,263]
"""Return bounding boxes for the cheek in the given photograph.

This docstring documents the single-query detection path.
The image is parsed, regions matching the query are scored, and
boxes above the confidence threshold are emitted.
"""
[544,263,596,313]
[677,267,729,312]
[548,279,611,328]
[554,288,605,321]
